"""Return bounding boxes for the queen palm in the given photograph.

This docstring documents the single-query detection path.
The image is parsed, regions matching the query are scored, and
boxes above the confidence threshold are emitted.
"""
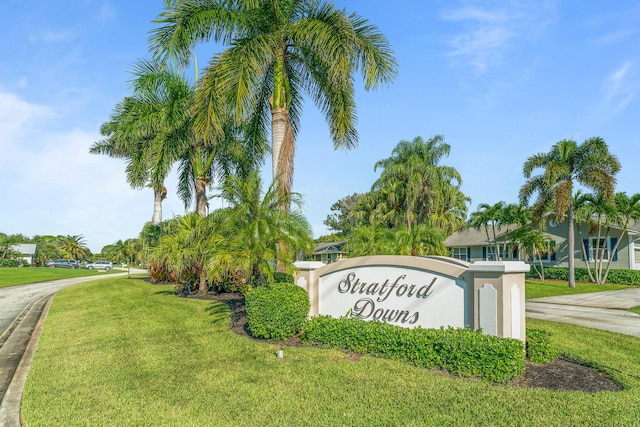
[91,59,192,223]
[150,0,397,208]
[520,137,620,288]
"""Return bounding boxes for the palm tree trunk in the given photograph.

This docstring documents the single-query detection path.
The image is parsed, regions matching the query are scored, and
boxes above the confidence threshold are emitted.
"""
[195,178,208,217]
[151,187,165,225]
[198,268,208,295]
[272,107,295,273]
[568,203,576,288]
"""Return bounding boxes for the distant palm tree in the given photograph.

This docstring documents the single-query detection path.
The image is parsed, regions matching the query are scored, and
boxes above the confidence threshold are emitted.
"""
[520,137,620,288]
[469,201,506,260]
[108,239,142,279]
[150,0,398,209]
[57,235,90,261]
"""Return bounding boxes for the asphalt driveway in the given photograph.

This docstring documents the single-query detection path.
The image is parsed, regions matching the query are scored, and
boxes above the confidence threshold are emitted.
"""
[526,288,640,337]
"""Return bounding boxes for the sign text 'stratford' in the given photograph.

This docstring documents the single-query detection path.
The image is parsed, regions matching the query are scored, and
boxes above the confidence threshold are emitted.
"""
[337,272,437,325]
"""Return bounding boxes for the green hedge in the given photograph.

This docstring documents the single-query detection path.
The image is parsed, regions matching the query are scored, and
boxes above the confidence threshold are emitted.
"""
[526,328,557,364]
[301,316,525,383]
[245,283,310,340]
[527,267,640,285]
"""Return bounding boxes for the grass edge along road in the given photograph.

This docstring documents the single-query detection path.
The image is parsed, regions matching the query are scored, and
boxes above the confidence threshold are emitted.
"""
[21,278,640,426]
[0,267,120,288]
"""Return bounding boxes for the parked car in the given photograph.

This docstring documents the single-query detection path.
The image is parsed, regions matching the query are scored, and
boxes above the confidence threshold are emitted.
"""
[46,259,79,269]
[85,261,114,271]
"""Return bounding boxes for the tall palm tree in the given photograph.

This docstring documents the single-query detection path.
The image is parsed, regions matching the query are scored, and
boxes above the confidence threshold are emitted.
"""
[210,171,314,284]
[91,59,191,224]
[149,0,398,208]
[520,137,620,288]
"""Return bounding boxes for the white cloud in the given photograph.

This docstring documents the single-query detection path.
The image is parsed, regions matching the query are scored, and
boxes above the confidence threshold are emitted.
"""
[441,1,557,71]
[27,29,76,44]
[602,62,637,115]
[0,91,53,151]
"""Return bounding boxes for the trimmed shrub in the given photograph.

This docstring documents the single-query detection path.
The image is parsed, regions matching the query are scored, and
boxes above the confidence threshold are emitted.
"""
[526,266,640,285]
[245,283,310,340]
[526,328,557,364]
[301,316,525,383]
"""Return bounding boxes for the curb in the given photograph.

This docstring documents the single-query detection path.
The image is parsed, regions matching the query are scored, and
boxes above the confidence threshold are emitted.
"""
[0,293,54,427]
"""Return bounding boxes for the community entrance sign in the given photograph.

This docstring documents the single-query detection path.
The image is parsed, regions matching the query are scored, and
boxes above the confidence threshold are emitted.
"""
[294,256,529,341]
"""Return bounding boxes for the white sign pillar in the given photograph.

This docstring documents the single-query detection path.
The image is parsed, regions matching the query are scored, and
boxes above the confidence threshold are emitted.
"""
[468,261,529,341]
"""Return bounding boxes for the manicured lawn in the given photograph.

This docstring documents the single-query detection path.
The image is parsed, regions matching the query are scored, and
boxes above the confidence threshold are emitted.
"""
[22,278,640,426]
[525,279,635,299]
[0,267,120,288]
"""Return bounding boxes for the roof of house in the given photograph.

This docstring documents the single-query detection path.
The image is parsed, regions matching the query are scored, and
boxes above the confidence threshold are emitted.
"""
[312,241,346,255]
[444,226,511,247]
[11,243,37,254]
[446,217,640,248]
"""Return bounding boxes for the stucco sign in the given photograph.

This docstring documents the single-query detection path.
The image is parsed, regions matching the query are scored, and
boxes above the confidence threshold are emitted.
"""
[295,256,529,340]
[314,257,472,329]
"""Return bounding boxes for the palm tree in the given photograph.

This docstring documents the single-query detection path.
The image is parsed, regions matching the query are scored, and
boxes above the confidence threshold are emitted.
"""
[57,235,90,261]
[511,225,549,280]
[150,214,220,293]
[149,0,398,208]
[394,224,447,256]
[109,239,142,279]
[469,201,506,260]
[602,192,640,283]
[346,225,394,257]
[520,137,620,288]
[371,135,466,233]
[91,59,191,223]
[210,171,314,284]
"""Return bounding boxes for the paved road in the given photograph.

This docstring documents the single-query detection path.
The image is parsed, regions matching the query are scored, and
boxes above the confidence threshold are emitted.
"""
[526,288,640,337]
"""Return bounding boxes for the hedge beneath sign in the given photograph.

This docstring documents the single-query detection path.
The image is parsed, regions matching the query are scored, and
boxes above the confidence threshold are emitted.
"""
[301,316,526,383]
[245,283,310,340]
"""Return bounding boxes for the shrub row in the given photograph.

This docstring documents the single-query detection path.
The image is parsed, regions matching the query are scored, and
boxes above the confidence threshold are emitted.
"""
[245,282,309,340]
[244,283,558,382]
[527,267,640,285]
[300,316,526,383]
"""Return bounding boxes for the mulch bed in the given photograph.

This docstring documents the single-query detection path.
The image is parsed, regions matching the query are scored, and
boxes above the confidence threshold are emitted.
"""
[189,291,622,393]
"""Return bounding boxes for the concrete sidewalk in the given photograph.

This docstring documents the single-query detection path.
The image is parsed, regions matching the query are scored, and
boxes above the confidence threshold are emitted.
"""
[526,288,640,337]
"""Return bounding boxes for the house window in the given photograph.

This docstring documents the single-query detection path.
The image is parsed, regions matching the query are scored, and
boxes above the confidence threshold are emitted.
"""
[590,237,609,261]
[484,246,497,261]
[451,247,468,261]
[498,245,519,260]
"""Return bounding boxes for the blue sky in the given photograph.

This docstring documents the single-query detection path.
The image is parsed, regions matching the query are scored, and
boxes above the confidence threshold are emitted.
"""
[1,1,638,253]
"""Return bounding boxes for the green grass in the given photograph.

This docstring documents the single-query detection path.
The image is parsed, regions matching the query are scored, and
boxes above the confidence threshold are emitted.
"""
[0,267,120,288]
[22,278,640,426]
[630,306,640,315]
[525,279,635,299]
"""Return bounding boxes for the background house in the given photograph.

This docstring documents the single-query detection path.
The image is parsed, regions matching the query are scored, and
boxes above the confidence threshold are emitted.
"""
[444,220,640,270]
[10,243,37,265]
[310,241,346,264]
